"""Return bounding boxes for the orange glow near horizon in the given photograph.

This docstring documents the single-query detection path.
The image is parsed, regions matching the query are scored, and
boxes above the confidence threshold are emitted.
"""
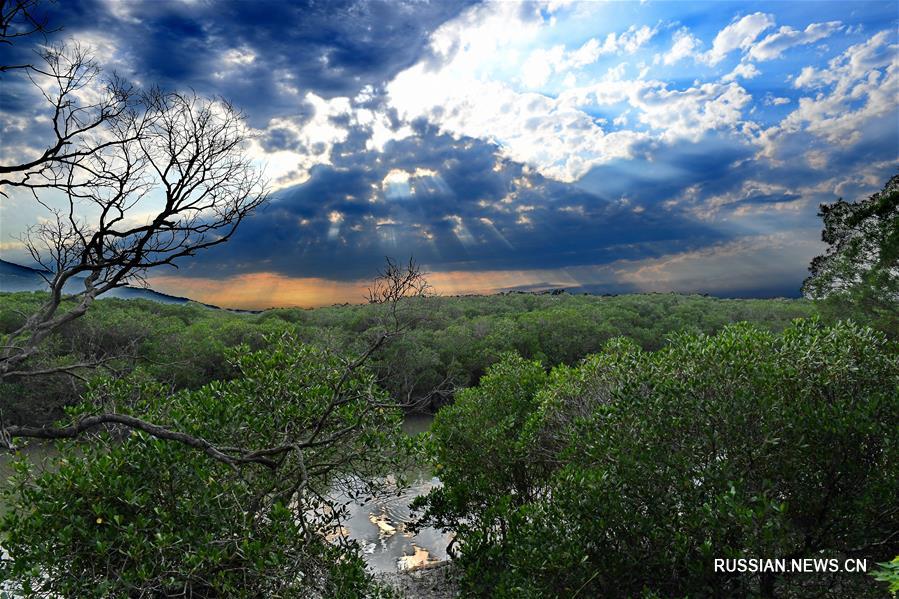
[147,269,570,310]
[148,273,369,309]
[145,234,817,309]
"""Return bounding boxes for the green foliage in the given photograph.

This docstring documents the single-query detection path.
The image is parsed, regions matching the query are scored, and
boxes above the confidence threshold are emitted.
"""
[414,354,548,565]
[417,319,899,597]
[0,291,818,426]
[0,289,894,597]
[0,336,406,597]
[803,174,899,337]
[872,556,899,597]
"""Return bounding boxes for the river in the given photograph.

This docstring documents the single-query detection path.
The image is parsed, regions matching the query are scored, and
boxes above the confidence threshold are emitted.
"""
[337,413,451,572]
[0,414,448,575]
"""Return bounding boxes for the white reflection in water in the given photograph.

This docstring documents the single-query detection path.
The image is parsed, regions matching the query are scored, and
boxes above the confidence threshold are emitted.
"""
[335,414,452,572]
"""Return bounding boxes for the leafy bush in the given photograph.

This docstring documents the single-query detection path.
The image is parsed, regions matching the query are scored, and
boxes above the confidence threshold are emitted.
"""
[1,336,406,597]
[415,353,549,576]
[417,319,899,597]
[872,556,899,597]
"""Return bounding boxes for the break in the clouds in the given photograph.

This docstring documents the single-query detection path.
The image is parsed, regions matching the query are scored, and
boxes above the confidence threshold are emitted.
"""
[1,0,897,308]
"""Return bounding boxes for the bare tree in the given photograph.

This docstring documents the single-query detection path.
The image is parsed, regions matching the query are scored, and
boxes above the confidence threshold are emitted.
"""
[0,44,136,189]
[366,256,432,331]
[366,256,432,305]
[1,89,267,383]
[0,6,428,516]
[1,10,262,361]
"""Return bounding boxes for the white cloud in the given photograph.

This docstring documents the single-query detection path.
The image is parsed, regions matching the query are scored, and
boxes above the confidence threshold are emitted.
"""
[425,2,544,77]
[355,108,414,152]
[764,95,791,106]
[102,0,142,24]
[250,89,416,189]
[748,21,842,61]
[380,3,888,190]
[604,62,629,81]
[761,30,898,152]
[566,38,603,68]
[391,68,651,181]
[722,62,761,82]
[662,28,702,65]
[606,24,659,55]
[561,79,752,143]
[380,168,442,200]
[387,3,658,182]
[705,12,775,65]
[792,29,896,89]
[521,45,567,88]
[637,82,752,141]
[386,2,760,182]
[521,25,658,88]
[249,93,353,188]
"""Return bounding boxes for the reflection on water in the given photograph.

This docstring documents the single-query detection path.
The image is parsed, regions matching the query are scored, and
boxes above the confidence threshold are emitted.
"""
[337,470,449,572]
[369,511,398,536]
[397,545,436,570]
[0,415,448,574]
[335,413,452,573]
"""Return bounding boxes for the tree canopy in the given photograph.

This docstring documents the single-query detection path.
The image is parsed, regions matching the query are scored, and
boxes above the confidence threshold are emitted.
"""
[803,174,899,333]
[416,320,899,598]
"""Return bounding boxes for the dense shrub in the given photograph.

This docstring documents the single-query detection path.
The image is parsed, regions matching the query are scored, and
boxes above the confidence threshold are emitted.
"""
[417,319,899,597]
[0,291,819,424]
[417,353,550,562]
[0,337,405,597]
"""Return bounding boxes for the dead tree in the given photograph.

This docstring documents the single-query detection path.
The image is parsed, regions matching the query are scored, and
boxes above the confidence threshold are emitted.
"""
[0,44,137,190]
[0,88,267,385]
[366,256,432,332]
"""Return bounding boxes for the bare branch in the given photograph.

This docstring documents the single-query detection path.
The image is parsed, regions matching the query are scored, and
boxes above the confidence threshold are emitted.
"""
[2,353,131,380]
[0,44,136,181]
[2,412,280,468]
[1,89,267,380]
[0,0,56,48]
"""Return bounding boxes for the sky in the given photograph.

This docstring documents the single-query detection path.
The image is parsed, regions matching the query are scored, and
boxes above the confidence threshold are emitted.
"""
[0,0,897,309]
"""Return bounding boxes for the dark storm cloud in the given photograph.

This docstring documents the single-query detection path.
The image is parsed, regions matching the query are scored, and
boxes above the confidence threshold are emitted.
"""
[576,135,757,205]
[180,126,729,281]
[577,125,894,228]
[12,0,476,127]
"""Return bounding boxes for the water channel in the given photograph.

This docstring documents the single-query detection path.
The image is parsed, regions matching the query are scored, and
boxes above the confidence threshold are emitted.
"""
[0,413,449,575]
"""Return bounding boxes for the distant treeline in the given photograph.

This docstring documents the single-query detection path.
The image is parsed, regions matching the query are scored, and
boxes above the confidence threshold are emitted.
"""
[1,291,816,426]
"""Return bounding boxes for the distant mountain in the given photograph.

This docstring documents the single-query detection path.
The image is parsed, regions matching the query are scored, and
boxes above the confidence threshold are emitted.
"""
[0,259,49,292]
[0,259,220,307]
